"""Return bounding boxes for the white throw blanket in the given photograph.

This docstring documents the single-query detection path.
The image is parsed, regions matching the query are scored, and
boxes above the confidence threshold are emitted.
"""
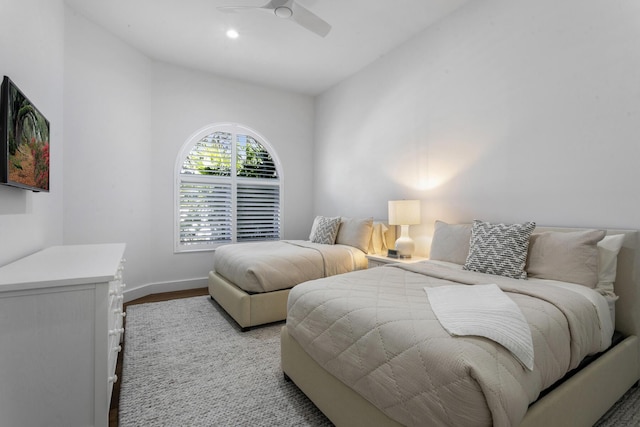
[425,283,535,370]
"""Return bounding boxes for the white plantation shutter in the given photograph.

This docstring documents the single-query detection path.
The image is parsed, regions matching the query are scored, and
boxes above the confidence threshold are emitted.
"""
[181,131,232,176]
[236,134,278,179]
[175,124,282,252]
[237,182,280,241]
[179,180,232,244]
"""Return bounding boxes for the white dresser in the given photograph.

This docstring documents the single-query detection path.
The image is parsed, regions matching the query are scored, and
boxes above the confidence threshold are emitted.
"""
[0,243,126,427]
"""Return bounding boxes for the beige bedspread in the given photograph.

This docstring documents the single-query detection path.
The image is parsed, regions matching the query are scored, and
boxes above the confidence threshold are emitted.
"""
[286,261,610,427]
[213,240,367,293]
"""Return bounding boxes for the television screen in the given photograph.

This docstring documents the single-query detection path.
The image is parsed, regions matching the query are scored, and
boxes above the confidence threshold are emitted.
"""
[0,76,50,192]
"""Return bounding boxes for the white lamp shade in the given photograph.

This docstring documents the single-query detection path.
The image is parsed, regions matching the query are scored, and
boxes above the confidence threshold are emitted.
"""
[388,200,421,225]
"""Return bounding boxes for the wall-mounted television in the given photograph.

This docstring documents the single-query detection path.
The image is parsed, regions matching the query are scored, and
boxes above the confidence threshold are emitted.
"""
[0,76,50,192]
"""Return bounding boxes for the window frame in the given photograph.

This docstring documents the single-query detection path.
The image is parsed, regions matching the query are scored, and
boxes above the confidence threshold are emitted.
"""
[174,123,284,253]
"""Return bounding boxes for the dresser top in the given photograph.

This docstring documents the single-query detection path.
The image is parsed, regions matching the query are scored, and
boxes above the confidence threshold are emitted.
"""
[0,243,126,291]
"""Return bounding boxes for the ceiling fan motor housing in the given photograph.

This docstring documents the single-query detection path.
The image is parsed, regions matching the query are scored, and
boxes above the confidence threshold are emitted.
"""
[274,6,293,18]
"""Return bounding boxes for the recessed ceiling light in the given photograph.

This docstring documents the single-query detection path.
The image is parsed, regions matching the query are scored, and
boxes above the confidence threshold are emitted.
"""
[226,29,239,39]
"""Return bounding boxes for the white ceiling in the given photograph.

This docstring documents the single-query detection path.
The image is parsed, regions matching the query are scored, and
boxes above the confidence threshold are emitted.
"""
[64,0,471,95]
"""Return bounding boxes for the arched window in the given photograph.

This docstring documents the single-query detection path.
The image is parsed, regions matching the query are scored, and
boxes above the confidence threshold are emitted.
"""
[175,123,282,252]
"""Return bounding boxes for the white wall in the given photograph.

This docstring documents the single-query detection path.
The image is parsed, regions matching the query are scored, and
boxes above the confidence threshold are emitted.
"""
[64,7,153,289]
[0,0,65,266]
[314,0,640,256]
[64,10,315,298]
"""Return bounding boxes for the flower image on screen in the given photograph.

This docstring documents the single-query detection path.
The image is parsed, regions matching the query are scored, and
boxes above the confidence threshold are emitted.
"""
[1,76,50,192]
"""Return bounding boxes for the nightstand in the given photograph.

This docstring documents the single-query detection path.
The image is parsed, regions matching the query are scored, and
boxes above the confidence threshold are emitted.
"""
[366,254,428,268]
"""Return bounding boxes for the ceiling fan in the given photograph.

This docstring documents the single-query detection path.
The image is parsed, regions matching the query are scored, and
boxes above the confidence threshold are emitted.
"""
[218,0,332,38]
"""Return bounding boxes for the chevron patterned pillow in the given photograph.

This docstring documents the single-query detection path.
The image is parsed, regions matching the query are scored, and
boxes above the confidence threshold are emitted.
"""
[463,220,536,279]
[309,216,342,245]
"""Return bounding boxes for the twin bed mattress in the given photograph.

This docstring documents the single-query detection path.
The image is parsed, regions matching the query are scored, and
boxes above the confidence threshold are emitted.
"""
[286,260,614,427]
[213,239,368,293]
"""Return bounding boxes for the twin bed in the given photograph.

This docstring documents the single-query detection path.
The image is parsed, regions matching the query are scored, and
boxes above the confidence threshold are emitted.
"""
[281,221,640,427]
[209,217,394,330]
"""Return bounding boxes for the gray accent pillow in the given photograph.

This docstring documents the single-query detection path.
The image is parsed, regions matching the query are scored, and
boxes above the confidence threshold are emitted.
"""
[463,220,536,279]
[336,217,374,253]
[526,229,606,287]
[309,216,341,245]
[429,221,472,265]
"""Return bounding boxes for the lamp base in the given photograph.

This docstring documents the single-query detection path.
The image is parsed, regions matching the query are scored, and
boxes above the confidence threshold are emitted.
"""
[395,225,415,258]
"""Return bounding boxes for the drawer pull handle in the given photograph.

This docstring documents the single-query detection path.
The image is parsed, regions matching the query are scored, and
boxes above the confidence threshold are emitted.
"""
[113,345,122,353]
[109,328,125,336]
[108,375,118,384]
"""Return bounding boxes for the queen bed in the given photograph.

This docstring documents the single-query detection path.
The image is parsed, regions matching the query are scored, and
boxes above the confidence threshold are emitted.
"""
[209,216,395,330]
[281,221,640,427]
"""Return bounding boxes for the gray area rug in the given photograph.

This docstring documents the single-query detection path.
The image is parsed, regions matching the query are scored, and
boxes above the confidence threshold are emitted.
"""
[119,296,332,426]
[120,296,637,426]
[595,385,640,426]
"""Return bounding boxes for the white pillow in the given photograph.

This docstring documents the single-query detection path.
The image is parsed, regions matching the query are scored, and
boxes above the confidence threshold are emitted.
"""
[526,229,606,287]
[368,222,389,254]
[335,217,374,253]
[596,234,625,296]
[429,221,472,265]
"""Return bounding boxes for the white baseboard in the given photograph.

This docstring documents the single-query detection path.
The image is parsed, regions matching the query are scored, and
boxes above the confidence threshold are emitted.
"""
[123,277,209,303]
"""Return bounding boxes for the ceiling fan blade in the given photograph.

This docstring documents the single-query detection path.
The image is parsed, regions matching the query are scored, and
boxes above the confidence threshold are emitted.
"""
[263,0,290,9]
[290,2,331,37]
[217,6,261,13]
[218,0,285,13]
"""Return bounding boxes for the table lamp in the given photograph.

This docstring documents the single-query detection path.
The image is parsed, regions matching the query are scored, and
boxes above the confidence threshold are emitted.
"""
[388,200,421,258]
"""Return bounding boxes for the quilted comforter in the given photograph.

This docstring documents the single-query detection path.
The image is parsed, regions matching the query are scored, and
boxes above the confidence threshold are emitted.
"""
[213,240,367,293]
[286,261,612,427]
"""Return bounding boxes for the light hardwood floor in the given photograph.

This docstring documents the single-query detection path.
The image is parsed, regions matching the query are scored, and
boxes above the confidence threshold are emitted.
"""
[109,287,210,427]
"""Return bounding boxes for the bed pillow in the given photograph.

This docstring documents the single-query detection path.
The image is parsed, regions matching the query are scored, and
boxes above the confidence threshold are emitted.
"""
[429,220,472,265]
[336,217,374,253]
[463,220,536,279]
[596,234,625,295]
[368,222,389,254]
[309,216,341,245]
[526,229,606,287]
